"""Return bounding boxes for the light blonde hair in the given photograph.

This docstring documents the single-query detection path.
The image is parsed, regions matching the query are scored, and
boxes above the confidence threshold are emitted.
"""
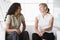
[39,3,50,14]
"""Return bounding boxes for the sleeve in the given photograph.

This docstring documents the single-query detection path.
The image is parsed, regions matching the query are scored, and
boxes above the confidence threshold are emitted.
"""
[21,15,25,22]
[6,15,11,24]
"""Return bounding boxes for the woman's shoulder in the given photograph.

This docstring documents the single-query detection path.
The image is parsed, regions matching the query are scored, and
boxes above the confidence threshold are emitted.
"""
[47,14,54,19]
[20,13,23,16]
[36,14,41,20]
[7,15,11,16]
[7,15,11,18]
[20,14,24,17]
[47,14,53,17]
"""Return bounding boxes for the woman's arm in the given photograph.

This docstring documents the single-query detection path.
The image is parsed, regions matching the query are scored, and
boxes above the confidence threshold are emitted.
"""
[6,23,17,32]
[35,17,45,36]
[44,17,54,31]
[38,17,54,36]
[6,15,20,34]
[6,23,20,34]
[35,17,39,34]
[21,15,26,32]
[22,21,26,32]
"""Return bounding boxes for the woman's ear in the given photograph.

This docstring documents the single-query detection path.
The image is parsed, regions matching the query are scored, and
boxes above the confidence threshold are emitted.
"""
[45,7,49,13]
[44,7,46,10]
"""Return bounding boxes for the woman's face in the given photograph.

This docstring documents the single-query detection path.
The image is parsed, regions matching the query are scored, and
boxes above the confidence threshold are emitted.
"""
[39,5,47,13]
[15,6,22,16]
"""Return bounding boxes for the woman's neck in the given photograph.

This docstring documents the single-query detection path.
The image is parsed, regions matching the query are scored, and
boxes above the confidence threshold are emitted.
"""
[14,12,19,16]
[14,13,19,19]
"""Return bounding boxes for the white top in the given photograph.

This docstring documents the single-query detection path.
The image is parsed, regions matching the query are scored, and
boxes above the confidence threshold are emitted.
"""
[37,13,53,33]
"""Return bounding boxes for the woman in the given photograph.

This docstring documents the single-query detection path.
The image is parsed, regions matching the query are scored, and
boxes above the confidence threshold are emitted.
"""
[32,3,55,40]
[5,3,29,40]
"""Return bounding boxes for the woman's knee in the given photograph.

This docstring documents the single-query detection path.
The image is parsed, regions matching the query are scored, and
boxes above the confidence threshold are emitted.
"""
[32,33,38,37]
[32,33,39,38]
[23,31,29,35]
[32,33,42,40]
[22,31,29,39]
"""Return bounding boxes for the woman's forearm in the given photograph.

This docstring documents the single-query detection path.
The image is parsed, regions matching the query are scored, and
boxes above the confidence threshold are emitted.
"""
[6,29,16,32]
[22,25,26,32]
[35,25,39,33]
[44,17,54,31]
[22,21,26,32]
[44,26,53,31]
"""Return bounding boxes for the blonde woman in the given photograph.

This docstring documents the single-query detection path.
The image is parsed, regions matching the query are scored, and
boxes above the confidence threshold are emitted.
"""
[32,3,55,40]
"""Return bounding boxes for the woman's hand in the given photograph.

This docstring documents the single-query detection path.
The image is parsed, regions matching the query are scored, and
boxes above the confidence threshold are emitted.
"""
[36,30,40,35]
[15,29,21,34]
[39,29,45,36]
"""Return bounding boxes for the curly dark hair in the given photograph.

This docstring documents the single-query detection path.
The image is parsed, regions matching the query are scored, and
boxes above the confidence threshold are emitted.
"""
[4,3,21,21]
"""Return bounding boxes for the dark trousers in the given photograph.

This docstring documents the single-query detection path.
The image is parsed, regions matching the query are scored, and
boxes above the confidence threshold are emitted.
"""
[6,31,29,40]
[32,32,55,40]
